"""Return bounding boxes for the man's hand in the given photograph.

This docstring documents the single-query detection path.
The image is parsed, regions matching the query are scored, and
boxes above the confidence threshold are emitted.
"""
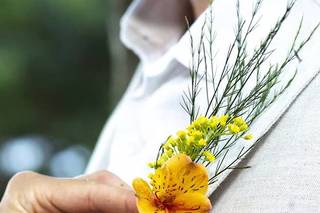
[0,171,138,213]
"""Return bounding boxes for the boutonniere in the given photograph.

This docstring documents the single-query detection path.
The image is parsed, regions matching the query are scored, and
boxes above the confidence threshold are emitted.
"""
[132,0,319,212]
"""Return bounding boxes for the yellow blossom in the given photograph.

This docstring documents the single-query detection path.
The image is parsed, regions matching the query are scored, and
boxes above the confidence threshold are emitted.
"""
[165,149,174,158]
[192,120,201,129]
[156,158,165,167]
[163,142,172,151]
[219,114,229,127]
[132,154,212,213]
[203,151,216,162]
[197,115,209,125]
[190,130,203,140]
[186,136,195,145]
[209,116,219,129]
[160,114,251,163]
[233,116,246,126]
[228,123,241,134]
[177,130,187,139]
[198,139,207,146]
[167,136,177,146]
[160,154,168,162]
[243,134,253,140]
[239,123,249,131]
[230,116,249,132]
[188,116,211,132]
[147,162,156,168]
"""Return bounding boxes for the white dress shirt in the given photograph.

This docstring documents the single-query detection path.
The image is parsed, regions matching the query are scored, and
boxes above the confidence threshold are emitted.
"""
[87,0,320,212]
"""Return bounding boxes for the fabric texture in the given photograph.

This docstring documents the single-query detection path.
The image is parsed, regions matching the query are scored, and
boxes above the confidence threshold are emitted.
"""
[211,73,320,212]
[86,0,320,211]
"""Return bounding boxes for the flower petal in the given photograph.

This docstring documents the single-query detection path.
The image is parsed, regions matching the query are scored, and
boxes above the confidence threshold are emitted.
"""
[151,154,209,203]
[136,198,166,213]
[133,178,166,213]
[171,192,212,212]
[166,154,209,195]
[132,178,153,200]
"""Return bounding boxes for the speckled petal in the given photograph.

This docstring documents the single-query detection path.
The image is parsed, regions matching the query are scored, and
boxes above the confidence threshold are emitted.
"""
[171,192,212,212]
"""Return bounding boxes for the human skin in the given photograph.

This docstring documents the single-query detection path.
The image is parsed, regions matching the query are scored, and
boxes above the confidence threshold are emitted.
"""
[0,171,138,213]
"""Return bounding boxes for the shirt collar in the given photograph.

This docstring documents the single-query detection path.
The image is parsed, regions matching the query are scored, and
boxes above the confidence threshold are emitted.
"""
[119,0,310,81]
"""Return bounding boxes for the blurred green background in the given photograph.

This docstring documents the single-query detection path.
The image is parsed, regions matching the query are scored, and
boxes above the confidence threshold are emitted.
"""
[0,0,137,195]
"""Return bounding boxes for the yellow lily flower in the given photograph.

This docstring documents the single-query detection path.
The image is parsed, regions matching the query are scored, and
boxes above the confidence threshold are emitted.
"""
[132,154,212,213]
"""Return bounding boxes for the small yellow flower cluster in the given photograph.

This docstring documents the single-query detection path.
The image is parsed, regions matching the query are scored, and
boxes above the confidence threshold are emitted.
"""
[203,150,216,162]
[243,134,253,140]
[227,116,248,134]
[148,115,252,169]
